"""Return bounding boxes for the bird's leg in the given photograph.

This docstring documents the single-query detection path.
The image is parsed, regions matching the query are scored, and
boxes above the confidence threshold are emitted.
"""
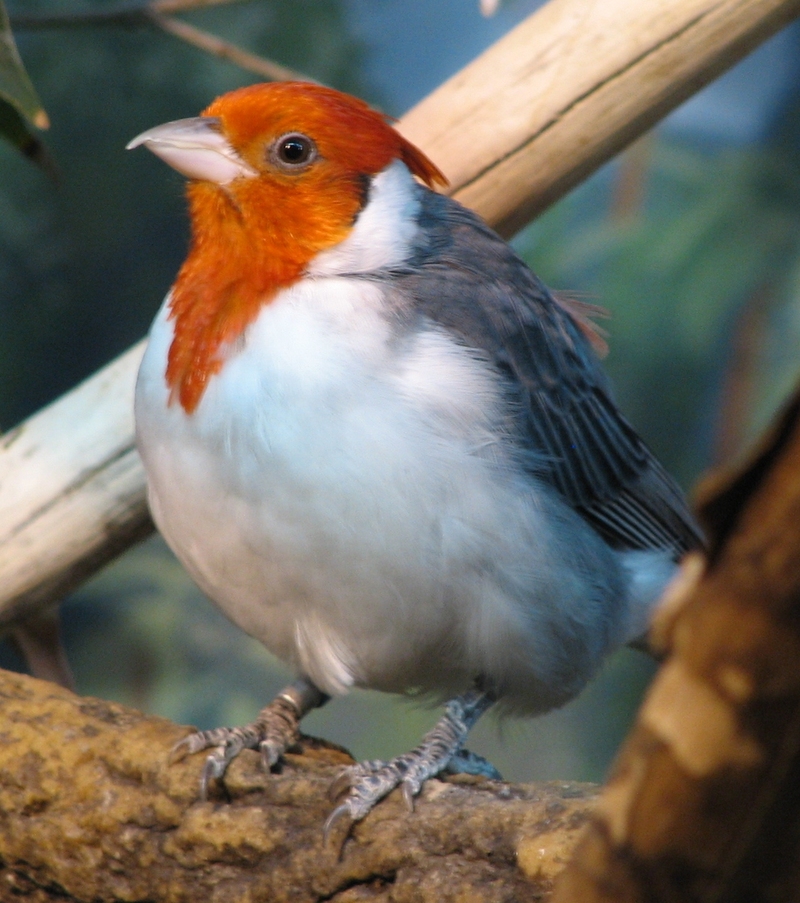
[171,677,329,798]
[324,688,498,844]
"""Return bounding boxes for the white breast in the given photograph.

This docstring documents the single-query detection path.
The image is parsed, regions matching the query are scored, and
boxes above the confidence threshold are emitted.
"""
[134,163,635,711]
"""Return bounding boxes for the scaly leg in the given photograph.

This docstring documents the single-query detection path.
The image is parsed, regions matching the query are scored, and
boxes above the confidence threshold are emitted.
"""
[324,688,498,845]
[171,677,329,798]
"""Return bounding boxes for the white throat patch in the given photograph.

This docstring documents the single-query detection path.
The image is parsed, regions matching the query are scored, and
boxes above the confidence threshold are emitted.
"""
[307,159,421,277]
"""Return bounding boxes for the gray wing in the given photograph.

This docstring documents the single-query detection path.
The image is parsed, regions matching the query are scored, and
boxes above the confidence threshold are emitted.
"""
[379,188,702,558]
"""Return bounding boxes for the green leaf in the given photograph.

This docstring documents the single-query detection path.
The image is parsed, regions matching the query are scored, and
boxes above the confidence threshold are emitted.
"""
[0,0,48,124]
[0,97,57,178]
[0,0,54,173]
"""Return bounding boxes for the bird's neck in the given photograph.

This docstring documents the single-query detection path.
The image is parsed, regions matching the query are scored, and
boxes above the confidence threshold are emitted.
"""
[165,182,330,414]
[165,162,418,414]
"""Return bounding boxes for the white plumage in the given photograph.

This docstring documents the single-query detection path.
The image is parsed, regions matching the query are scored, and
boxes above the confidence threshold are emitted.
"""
[136,160,651,711]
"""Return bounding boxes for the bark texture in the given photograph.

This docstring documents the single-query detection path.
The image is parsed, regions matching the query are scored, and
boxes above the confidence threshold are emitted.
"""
[551,387,800,902]
[0,669,595,902]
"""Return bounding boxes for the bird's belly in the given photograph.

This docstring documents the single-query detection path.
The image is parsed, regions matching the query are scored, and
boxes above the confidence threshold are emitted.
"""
[135,283,629,707]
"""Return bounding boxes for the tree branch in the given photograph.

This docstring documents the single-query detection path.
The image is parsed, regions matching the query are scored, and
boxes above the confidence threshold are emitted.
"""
[0,668,595,901]
[9,0,257,30]
[551,382,800,901]
[145,11,310,82]
[10,0,309,84]
[401,0,800,237]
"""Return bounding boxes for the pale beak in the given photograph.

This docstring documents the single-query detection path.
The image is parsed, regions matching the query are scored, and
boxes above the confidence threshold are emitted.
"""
[126,116,257,185]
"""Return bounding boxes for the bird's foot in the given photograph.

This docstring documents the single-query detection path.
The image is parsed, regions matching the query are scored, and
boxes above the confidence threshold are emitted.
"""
[171,679,327,798]
[445,747,502,780]
[324,689,496,849]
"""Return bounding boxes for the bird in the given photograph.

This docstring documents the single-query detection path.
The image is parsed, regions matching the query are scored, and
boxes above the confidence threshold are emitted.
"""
[127,81,702,841]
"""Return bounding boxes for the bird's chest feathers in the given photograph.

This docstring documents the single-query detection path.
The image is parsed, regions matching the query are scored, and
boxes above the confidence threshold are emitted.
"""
[165,192,343,415]
[142,274,405,499]
[176,277,407,480]
[138,274,524,690]
[166,162,418,413]
[165,160,422,415]
[139,268,509,532]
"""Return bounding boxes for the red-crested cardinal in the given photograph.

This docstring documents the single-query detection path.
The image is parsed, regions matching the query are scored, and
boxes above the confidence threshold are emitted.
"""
[127,82,702,839]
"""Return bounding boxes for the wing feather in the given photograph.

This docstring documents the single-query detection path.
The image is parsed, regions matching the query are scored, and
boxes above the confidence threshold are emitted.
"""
[377,188,702,558]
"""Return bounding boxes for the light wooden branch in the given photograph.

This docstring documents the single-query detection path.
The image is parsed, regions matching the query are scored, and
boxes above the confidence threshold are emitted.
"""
[1,0,799,628]
[0,343,151,628]
[400,0,800,238]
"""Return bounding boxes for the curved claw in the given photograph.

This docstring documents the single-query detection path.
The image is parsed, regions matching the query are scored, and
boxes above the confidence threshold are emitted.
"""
[445,749,503,781]
[323,801,355,858]
[318,690,498,849]
[199,752,225,800]
[401,780,417,813]
[198,736,246,800]
[259,740,282,771]
[169,727,233,765]
[167,681,327,806]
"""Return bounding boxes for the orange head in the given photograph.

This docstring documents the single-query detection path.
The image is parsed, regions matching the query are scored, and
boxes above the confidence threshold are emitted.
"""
[128,81,447,413]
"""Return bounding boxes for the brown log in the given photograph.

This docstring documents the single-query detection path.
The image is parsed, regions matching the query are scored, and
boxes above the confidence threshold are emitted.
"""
[0,668,595,902]
[1,0,799,628]
[550,385,800,902]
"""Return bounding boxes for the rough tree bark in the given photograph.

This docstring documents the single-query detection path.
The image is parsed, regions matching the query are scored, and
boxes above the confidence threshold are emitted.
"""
[551,386,800,902]
[0,669,595,902]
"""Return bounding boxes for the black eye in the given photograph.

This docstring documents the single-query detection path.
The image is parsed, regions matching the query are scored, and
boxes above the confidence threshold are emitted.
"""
[272,132,316,170]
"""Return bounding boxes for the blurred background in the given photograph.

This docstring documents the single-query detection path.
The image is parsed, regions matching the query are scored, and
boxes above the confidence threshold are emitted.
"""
[2,0,799,783]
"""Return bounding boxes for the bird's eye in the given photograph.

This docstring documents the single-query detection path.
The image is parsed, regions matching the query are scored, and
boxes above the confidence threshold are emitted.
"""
[271,133,317,170]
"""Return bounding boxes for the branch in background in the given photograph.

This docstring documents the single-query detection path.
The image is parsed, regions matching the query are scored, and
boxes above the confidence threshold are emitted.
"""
[154,0,257,14]
[10,0,308,84]
[711,282,771,467]
[9,0,255,29]
[145,11,311,82]
[610,135,655,223]
[0,342,152,630]
[402,0,800,238]
[8,607,73,689]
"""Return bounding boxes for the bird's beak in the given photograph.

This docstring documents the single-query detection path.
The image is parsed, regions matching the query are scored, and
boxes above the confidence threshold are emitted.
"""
[126,116,257,185]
